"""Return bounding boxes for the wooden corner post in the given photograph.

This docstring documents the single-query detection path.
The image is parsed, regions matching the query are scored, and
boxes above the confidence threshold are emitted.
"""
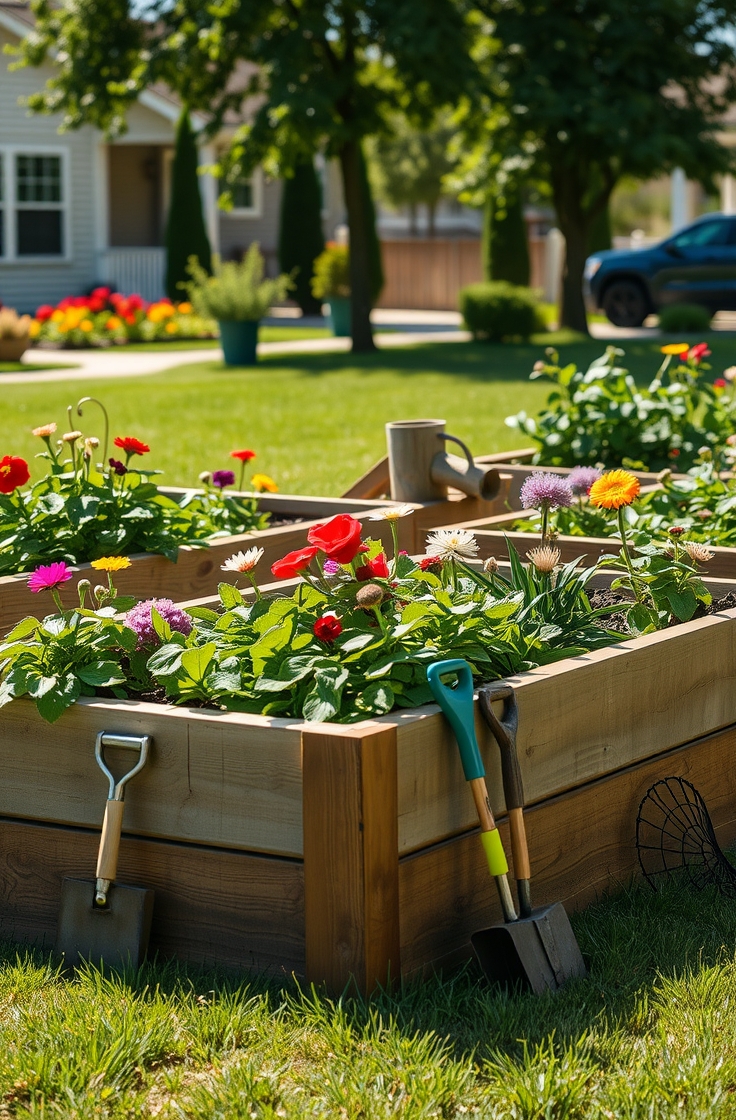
[302,724,400,995]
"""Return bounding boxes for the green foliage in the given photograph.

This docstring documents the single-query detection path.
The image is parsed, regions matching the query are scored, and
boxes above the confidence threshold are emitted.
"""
[165,110,212,300]
[459,282,544,342]
[358,144,384,306]
[311,245,351,301]
[482,187,530,286]
[186,246,291,323]
[367,113,458,234]
[659,303,713,333]
[278,158,324,316]
[509,344,736,471]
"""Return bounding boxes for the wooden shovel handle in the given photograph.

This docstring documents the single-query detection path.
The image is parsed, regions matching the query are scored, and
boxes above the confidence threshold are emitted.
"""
[478,686,524,810]
[95,799,125,884]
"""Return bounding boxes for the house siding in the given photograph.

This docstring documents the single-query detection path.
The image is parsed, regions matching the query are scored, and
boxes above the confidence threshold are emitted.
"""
[218,177,283,274]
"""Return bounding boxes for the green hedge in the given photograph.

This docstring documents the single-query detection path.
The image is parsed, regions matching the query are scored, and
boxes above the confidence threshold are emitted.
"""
[459,281,544,342]
[658,303,712,333]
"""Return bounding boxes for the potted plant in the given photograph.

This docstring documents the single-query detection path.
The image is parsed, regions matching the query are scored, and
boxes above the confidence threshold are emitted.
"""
[311,243,351,337]
[0,306,32,361]
[186,245,291,366]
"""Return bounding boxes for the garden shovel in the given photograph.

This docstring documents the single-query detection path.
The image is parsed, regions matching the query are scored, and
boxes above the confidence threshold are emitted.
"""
[56,732,154,970]
[427,660,585,994]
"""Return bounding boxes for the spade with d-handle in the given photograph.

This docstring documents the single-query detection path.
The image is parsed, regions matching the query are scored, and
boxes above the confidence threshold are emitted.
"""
[428,661,586,994]
[56,732,154,970]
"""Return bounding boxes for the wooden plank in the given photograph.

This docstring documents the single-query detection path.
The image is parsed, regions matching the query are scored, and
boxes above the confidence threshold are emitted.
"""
[341,457,391,500]
[0,817,304,975]
[391,607,736,852]
[399,723,736,974]
[0,698,305,857]
[303,725,399,994]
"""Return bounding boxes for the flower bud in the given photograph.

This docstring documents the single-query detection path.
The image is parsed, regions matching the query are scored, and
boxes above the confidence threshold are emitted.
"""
[93,584,108,603]
[656,468,672,484]
[698,446,712,461]
[199,471,212,485]
[356,583,384,608]
[483,556,499,573]
[62,430,82,443]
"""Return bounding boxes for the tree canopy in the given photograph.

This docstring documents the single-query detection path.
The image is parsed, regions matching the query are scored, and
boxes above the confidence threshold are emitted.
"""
[367,114,458,235]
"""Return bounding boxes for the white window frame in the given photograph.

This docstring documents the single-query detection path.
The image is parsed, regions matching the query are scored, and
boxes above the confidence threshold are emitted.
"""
[0,145,72,264]
[220,166,263,219]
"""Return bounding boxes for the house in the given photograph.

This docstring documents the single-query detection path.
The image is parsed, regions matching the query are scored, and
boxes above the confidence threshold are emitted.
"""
[0,1,346,310]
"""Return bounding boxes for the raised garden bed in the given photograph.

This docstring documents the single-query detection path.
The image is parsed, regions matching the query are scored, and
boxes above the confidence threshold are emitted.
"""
[1,572,736,992]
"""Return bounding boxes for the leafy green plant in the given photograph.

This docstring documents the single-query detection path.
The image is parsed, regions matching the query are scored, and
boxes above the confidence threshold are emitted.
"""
[508,343,735,470]
[658,302,712,333]
[459,282,544,342]
[311,244,351,300]
[186,245,291,322]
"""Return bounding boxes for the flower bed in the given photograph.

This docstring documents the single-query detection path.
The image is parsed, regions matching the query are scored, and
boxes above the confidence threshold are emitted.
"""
[31,288,216,347]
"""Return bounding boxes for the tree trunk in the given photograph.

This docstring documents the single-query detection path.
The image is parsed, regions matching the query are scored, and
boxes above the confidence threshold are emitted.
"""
[339,140,376,353]
[551,166,590,334]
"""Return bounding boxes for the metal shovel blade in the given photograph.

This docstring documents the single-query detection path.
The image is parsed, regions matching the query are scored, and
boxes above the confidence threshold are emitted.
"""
[471,902,587,995]
[56,878,154,970]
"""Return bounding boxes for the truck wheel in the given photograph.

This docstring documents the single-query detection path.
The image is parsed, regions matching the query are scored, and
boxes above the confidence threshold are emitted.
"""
[601,280,649,328]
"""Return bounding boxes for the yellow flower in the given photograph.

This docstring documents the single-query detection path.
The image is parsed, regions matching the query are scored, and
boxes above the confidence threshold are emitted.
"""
[660,343,689,355]
[165,321,178,333]
[51,309,65,324]
[29,320,41,338]
[106,316,122,331]
[177,302,193,314]
[589,469,641,510]
[80,319,94,332]
[90,556,132,572]
[251,473,278,493]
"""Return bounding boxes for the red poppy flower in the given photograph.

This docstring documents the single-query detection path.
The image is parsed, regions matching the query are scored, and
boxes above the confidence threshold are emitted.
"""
[113,436,150,456]
[356,552,390,580]
[307,514,364,563]
[313,614,342,643]
[420,555,443,571]
[688,343,711,362]
[0,455,30,494]
[271,545,320,579]
[35,304,55,322]
[230,449,256,463]
[714,378,727,389]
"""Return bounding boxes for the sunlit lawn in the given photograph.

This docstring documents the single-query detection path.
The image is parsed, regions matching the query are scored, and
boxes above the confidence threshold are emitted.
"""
[3,333,736,495]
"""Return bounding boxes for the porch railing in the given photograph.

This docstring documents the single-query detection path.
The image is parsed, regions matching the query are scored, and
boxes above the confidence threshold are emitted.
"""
[97,248,166,302]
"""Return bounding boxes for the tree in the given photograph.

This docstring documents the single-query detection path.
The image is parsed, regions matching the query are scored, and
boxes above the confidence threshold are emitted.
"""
[358,144,384,305]
[368,114,457,235]
[482,184,529,286]
[16,0,477,352]
[469,0,736,331]
[165,109,212,301]
[278,157,324,316]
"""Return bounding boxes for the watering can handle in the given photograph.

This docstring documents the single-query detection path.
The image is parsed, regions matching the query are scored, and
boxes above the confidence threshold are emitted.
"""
[426,660,484,781]
[438,432,474,469]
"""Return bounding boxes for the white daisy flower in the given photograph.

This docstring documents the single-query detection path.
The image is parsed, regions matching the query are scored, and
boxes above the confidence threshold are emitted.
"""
[368,504,414,522]
[425,528,479,562]
[221,547,264,573]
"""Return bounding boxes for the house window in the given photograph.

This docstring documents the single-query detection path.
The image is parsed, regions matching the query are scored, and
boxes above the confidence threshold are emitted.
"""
[219,166,262,217]
[0,147,68,261]
[15,154,64,256]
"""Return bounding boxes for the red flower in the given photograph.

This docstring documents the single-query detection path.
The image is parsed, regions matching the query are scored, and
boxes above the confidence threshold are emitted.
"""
[114,436,150,456]
[271,545,320,579]
[714,378,727,389]
[356,552,390,580]
[669,449,680,459]
[313,614,342,643]
[420,555,443,571]
[35,304,54,322]
[0,455,30,494]
[688,343,711,362]
[307,514,364,564]
[230,449,256,462]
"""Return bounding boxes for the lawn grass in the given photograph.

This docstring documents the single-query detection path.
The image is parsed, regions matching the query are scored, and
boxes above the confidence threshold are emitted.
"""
[0,875,734,1115]
[116,325,333,351]
[3,335,736,496]
[0,360,79,374]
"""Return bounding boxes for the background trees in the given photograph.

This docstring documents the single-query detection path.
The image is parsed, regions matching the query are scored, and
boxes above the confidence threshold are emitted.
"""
[164,110,212,301]
[367,115,458,236]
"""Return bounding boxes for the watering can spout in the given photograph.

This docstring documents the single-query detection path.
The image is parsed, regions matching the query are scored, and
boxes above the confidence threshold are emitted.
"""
[385,419,500,503]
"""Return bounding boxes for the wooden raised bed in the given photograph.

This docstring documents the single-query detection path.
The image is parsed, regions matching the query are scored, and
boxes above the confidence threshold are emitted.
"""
[1,584,735,992]
[0,482,513,636]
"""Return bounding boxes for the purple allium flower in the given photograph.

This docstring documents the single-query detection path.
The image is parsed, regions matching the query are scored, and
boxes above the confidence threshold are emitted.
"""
[109,458,127,476]
[27,561,73,594]
[519,472,574,511]
[323,559,341,575]
[567,466,602,497]
[212,469,236,490]
[125,598,193,649]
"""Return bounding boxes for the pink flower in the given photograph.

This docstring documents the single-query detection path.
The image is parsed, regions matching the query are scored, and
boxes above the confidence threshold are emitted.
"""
[125,599,193,649]
[688,343,711,362]
[714,378,727,389]
[27,561,73,594]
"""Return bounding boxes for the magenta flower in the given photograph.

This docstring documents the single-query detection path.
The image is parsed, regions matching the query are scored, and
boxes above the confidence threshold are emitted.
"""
[520,472,574,511]
[212,469,236,489]
[125,599,194,649]
[27,561,73,594]
[109,458,127,476]
[567,466,602,497]
[323,559,341,575]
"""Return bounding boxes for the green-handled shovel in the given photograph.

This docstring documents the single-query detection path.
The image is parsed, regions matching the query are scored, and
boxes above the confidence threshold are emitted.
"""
[428,660,587,994]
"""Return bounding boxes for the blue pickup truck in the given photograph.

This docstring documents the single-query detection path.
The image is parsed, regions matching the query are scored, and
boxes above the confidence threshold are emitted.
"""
[585,213,736,326]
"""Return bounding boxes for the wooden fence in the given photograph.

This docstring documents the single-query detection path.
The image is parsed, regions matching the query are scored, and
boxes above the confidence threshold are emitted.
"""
[376,239,482,311]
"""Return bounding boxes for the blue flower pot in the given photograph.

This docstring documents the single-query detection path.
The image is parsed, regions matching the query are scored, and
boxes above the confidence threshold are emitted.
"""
[218,319,259,366]
[327,297,351,337]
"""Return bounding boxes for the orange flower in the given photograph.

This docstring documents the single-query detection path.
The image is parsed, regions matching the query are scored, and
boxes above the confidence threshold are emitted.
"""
[251,473,278,493]
[660,343,689,356]
[589,469,640,510]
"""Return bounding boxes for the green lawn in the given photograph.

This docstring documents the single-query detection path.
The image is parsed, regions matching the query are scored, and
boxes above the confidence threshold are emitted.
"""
[4,335,736,495]
[0,876,734,1115]
[0,360,80,374]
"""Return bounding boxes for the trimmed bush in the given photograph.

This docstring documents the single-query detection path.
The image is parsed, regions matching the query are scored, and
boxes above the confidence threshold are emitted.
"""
[459,281,545,342]
[165,110,212,300]
[311,244,351,300]
[278,158,325,316]
[658,302,712,333]
[482,188,530,286]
